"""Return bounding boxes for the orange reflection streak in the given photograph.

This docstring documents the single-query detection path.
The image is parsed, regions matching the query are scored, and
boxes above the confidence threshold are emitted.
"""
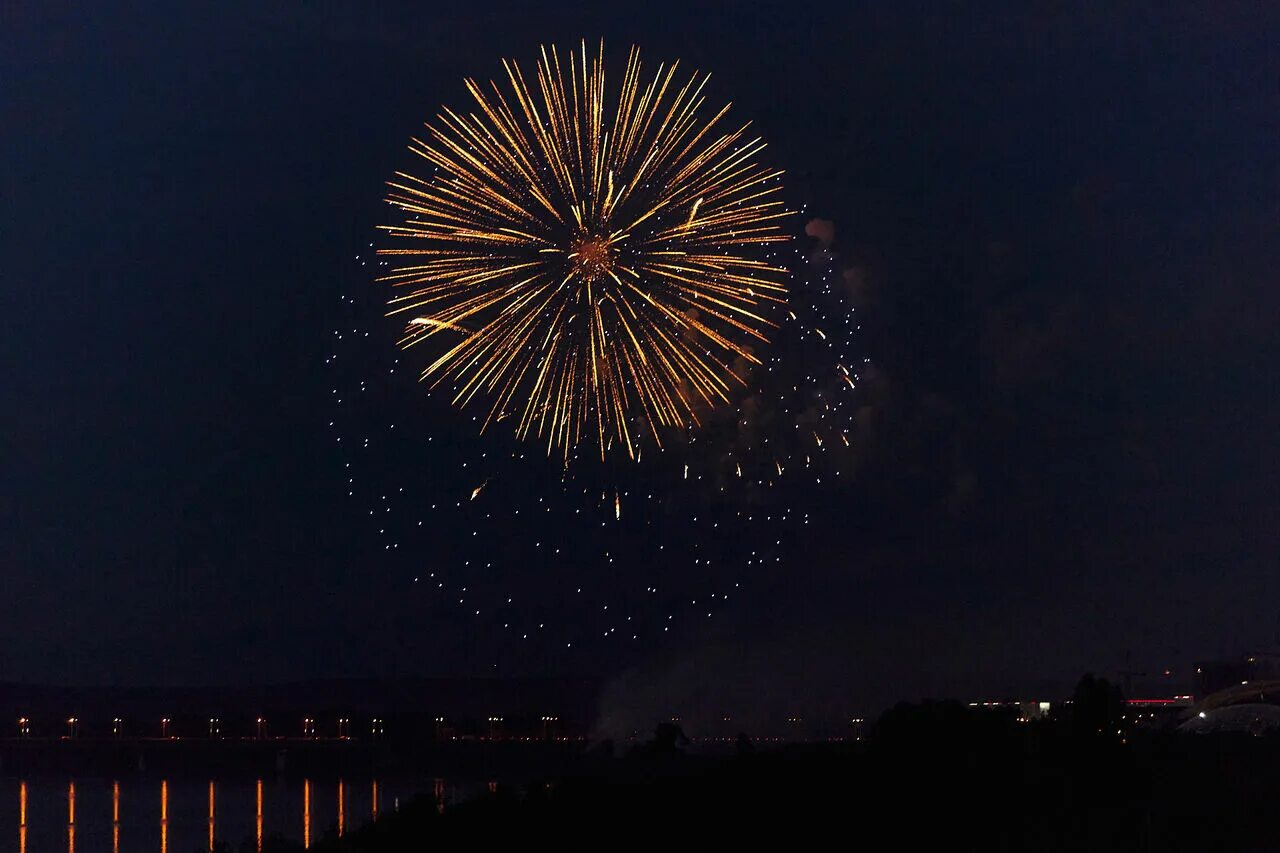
[337,779,344,837]
[20,781,27,853]
[160,780,168,853]
[371,780,378,821]
[112,781,120,853]
[255,780,263,853]
[68,781,75,853]
[302,779,311,849]
[208,781,216,852]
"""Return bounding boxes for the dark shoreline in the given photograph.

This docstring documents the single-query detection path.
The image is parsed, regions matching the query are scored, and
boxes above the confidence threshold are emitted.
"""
[0,737,589,782]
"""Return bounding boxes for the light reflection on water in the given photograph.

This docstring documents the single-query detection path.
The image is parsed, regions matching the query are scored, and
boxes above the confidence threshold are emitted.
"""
[302,779,310,849]
[160,779,167,853]
[4,776,432,851]
[67,782,74,853]
[207,782,215,853]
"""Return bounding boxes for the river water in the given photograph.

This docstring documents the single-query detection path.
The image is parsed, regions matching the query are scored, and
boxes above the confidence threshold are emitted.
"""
[2,775,449,851]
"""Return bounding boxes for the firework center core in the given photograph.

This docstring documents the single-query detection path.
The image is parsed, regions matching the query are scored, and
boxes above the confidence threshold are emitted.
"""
[570,236,616,283]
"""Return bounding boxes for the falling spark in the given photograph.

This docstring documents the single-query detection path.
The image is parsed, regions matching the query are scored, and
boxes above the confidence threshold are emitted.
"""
[409,317,470,333]
[683,196,703,233]
[471,479,490,501]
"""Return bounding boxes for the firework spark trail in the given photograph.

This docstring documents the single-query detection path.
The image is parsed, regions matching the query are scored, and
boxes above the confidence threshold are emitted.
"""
[380,41,792,464]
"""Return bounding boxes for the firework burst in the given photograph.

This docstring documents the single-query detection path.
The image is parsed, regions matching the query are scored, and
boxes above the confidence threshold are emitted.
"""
[379,41,792,463]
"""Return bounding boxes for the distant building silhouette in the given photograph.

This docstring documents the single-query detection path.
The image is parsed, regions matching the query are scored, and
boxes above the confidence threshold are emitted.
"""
[1193,653,1280,697]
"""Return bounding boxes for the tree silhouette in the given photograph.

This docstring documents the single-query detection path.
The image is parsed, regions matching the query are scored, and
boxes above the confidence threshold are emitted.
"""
[1070,673,1126,740]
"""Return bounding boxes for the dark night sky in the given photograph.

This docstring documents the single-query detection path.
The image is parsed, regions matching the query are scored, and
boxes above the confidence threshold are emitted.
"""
[3,1,1278,714]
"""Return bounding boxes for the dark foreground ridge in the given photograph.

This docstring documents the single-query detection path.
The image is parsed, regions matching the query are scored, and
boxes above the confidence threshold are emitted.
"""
[245,697,1277,853]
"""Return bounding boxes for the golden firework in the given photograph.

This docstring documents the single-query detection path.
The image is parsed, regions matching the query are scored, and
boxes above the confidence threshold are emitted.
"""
[379,41,791,462]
